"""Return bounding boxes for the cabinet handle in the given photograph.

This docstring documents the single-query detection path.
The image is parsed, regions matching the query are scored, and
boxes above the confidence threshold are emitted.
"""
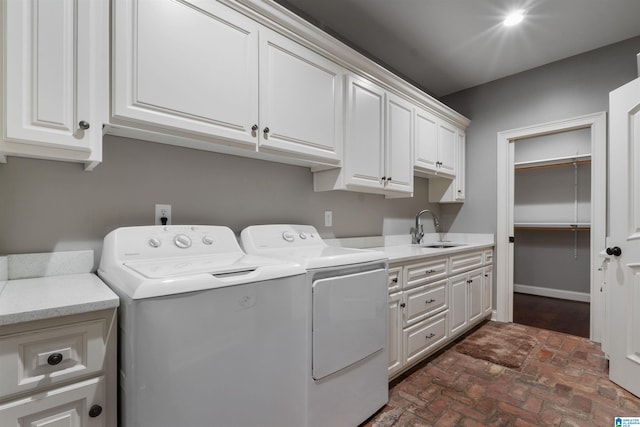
[387,177,392,182]
[426,269,436,274]
[391,278,398,283]
[400,303,406,308]
[426,333,435,339]
[89,405,103,418]
[47,352,63,366]
[78,120,90,130]
[606,246,622,256]
[251,124,258,132]
[263,127,270,134]
[380,176,386,183]
[425,299,436,304]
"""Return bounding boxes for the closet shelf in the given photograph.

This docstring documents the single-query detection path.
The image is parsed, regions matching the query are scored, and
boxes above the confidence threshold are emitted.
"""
[514,154,591,171]
[514,222,591,231]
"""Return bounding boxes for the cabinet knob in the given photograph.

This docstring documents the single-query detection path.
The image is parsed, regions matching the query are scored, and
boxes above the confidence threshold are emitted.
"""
[78,120,90,130]
[606,246,622,257]
[263,127,270,134]
[387,177,392,182]
[251,124,258,132]
[88,405,103,418]
[400,302,406,308]
[380,176,386,183]
[426,333,435,339]
[425,299,436,304]
[391,278,398,283]
[47,352,63,365]
[426,269,435,274]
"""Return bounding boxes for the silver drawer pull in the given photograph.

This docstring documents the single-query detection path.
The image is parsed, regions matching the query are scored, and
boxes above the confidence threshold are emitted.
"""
[425,299,436,304]
[426,333,436,339]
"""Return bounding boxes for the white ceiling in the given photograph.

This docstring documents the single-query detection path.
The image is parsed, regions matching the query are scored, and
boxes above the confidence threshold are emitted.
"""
[275,0,640,97]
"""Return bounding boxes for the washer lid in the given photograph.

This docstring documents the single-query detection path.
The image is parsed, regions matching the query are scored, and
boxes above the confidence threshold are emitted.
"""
[124,253,254,279]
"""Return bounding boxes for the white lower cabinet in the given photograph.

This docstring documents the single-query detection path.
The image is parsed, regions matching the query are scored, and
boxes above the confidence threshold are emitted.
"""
[388,291,404,377]
[0,309,117,427]
[388,248,493,379]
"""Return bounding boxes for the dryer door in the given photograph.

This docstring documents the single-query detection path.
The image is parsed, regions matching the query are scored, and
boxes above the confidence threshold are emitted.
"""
[312,268,387,380]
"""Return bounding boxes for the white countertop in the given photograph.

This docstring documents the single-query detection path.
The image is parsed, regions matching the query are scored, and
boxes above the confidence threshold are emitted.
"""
[325,233,495,264]
[0,273,119,326]
[0,251,119,326]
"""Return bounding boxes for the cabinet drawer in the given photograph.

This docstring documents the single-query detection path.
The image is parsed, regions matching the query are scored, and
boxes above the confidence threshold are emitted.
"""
[388,266,402,293]
[0,319,108,400]
[404,278,447,326]
[450,251,484,275]
[0,376,105,426]
[404,311,448,365]
[404,257,448,289]
[484,249,494,265]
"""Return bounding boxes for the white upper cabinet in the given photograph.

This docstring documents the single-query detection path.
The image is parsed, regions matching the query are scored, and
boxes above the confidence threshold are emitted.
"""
[414,107,458,179]
[429,130,465,203]
[385,93,414,195]
[314,75,413,197]
[343,75,386,190]
[259,28,343,165]
[112,0,260,149]
[112,0,343,167]
[0,0,108,170]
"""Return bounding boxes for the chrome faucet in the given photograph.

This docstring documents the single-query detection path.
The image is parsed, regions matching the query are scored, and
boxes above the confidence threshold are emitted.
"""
[412,209,440,244]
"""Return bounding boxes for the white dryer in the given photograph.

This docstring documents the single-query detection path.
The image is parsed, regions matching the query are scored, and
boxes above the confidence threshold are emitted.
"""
[241,224,389,427]
[98,225,307,427]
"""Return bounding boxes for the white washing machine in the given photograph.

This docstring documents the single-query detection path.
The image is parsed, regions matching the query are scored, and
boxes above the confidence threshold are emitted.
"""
[98,225,307,427]
[241,224,389,427]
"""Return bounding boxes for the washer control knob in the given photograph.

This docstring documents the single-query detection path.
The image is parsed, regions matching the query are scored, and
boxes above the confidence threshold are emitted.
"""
[202,235,214,245]
[299,232,307,239]
[148,238,161,248]
[174,234,192,249]
[282,231,295,242]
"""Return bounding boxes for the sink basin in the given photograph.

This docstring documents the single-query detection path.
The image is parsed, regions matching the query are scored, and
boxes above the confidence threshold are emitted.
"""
[421,243,466,249]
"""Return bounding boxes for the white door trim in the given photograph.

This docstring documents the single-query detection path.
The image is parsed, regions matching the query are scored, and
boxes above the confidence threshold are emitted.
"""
[496,112,607,342]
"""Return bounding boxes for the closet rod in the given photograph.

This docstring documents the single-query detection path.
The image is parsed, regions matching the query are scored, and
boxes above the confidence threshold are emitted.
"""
[515,159,591,171]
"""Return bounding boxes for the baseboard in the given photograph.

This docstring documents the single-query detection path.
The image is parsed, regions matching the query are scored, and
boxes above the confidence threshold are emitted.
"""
[514,284,590,303]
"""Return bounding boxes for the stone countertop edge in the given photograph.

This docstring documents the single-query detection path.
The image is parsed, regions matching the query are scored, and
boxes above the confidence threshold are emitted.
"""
[325,233,495,264]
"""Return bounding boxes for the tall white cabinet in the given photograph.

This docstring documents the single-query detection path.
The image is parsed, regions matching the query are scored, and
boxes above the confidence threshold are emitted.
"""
[0,0,108,170]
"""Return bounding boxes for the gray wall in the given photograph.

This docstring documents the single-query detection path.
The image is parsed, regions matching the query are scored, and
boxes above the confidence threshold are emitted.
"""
[0,135,440,260]
[441,35,640,234]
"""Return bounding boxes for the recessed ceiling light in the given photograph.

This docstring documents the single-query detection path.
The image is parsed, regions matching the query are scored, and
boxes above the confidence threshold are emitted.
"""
[503,9,526,27]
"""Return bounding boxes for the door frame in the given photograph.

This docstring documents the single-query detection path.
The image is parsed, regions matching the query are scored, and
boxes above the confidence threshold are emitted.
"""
[495,112,606,342]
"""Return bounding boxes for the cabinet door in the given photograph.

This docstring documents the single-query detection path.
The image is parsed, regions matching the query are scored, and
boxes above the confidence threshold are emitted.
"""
[468,269,484,324]
[343,75,385,190]
[385,93,414,194]
[0,377,105,427]
[448,273,468,337]
[454,131,466,200]
[113,0,259,148]
[437,121,457,176]
[483,265,493,316]
[2,0,106,167]
[414,107,439,173]
[259,30,343,165]
[388,292,403,377]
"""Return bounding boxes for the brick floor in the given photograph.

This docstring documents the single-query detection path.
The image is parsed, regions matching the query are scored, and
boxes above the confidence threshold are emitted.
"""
[362,321,640,426]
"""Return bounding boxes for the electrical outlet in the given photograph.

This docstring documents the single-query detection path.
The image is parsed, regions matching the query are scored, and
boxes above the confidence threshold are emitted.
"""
[155,204,172,225]
[324,211,332,227]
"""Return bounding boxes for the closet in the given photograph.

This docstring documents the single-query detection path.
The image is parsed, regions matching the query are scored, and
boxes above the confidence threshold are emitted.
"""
[513,128,591,330]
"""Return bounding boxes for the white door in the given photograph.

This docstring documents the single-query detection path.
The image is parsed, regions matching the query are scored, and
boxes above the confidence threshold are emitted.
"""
[112,0,259,147]
[259,29,343,165]
[344,75,385,190]
[437,121,457,176]
[2,0,105,163]
[385,93,414,194]
[607,76,640,397]
[414,107,439,173]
